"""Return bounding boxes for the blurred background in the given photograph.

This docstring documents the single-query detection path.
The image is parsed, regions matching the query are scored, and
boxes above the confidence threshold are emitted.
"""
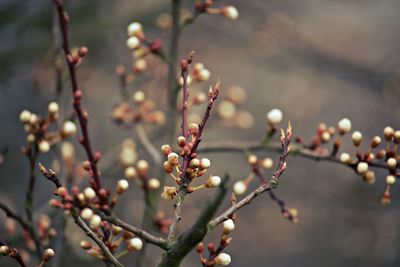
[1,0,400,266]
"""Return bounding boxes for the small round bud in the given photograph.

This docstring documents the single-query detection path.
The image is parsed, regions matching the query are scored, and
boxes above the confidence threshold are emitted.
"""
[148,178,160,189]
[126,36,140,50]
[161,144,172,155]
[89,215,101,228]
[393,130,400,144]
[62,121,77,137]
[134,59,147,72]
[78,46,88,57]
[383,126,394,141]
[80,240,92,250]
[206,175,221,188]
[0,246,10,255]
[161,186,177,200]
[29,113,38,125]
[189,123,199,135]
[124,167,137,179]
[338,118,352,134]
[321,131,331,143]
[371,136,382,148]
[351,131,363,146]
[387,157,397,170]
[214,252,232,265]
[221,5,239,20]
[233,181,246,195]
[190,158,200,168]
[136,160,149,172]
[163,161,173,174]
[356,162,368,174]
[261,158,273,169]
[247,155,258,166]
[117,179,129,194]
[167,152,179,165]
[80,208,94,220]
[133,90,145,104]
[19,110,32,123]
[200,158,211,169]
[364,170,376,184]
[39,140,50,153]
[128,238,143,251]
[223,219,235,234]
[48,102,59,115]
[386,175,396,185]
[198,68,211,81]
[267,109,283,125]
[177,136,186,147]
[127,22,143,37]
[42,248,55,262]
[83,187,96,200]
[339,153,351,164]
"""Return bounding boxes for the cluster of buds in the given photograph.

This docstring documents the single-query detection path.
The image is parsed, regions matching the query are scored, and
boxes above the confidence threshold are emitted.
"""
[36,214,58,246]
[66,46,89,67]
[216,85,254,129]
[19,102,77,154]
[178,62,211,86]
[112,90,165,126]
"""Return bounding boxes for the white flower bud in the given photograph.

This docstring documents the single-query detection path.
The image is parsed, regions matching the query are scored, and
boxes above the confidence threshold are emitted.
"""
[0,246,10,255]
[206,175,221,188]
[386,175,396,185]
[356,162,368,174]
[223,219,235,234]
[128,238,143,251]
[340,153,351,164]
[80,208,94,220]
[83,187,96,200]
[198,68,211,81]
[19,110,32,123]
[321,131,331,143]
[247,155,258,165]
[136,160,149,172]
[221,5,239,20]
[42,248,55,262]
[126,36,140,50]
[233,181,246,195]
[48,102,59,115]
[387,158,397,170]
[148,178,160,189]
[261,158,273,169]
[124,166,137,179]
[200,158,211,169]
[39,140,50,153]
[267,109,283,125]
[62,121,77,137]
[117,179,129,193]
[383,126,394,140]
[338,118,352,134]
[351,131,362,146]
[133,90,145,104]
[127,22,142,37]
[89,215,101,228]
[214,252,232,265]
[134,59,147,72]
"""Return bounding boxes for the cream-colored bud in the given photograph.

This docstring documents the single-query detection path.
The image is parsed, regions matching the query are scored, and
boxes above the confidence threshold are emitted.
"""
[338,118,352,134]
[189,123,199,135]
[136,160,149,172]
[221,5,239,20]
[42,248,55,262]
[161,186,177,200]
[148,178,160,189]
[356,162,368,174]
[117,179,129,193]
[267,109,283,125]
[247,155,258,165]
[233,181,246,195]
[134,59,147,72]
[80,240,92,250]
[321,131,331,143]
[62,121,77,137]
[352,131,363,146]
[83,187,96,200]
[39,140,50,153]
[223,219,235,234]
[371,136,382,148]
[214,252,232,265]
[128,238,143,251]
[339,153,351,164]
[124,167,137,179]
[364,170,376,184]
[190,158,200,168]
[19,110,32,123]
[89,215,101,228]
[261,158,273,169]
[127,22,143,37]
[161,144,172,155]
[206,175,221,188]
[48,102,59,115]
[133,90,145,104]
[0,246,10,255]
[383,126,394,141]
[387,158,397,170]
[126,36,140,50]
[27,134,35,143]
[167,152,179,165]
[386,175,396,185]
[80,208,94,220]
[200,158,211,169]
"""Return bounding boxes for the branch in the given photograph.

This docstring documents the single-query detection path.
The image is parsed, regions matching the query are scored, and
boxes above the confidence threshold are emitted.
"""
[157,177,229,267]
[0,239,28,267]
[97,212,169,250]
[135,124,162,164]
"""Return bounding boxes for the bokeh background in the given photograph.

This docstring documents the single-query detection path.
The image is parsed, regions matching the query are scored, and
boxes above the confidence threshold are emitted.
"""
[1,0,400,266]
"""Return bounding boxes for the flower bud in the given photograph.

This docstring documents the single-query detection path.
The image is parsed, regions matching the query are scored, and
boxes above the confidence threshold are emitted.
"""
[206,175,221,188]
[62,121,77,137]
[383,126,394,141]
[39,140,50,153]
[198,68,211,81]
[136,160,149,173]
[128,238,143,251]
[214,252,232,265]
[133,90,145,104]
[223,219,235,234]
[221,5,239,20]
[321,131,331,143]
[386,175,396,185]
[134,59,147,72]
[163,161,173,173]
[394,130,400,144]
[190,158,200,168]
[338,118,351,134]
[161,144,172,155]
[117,179,129,194]
[351,131,362,147]
[42,248,55,262]
[48,102,59,115]
[387,158,397,170]
[127,22,143,37]
[0,246,10,255]
[167,152,179,165]
[126,36,140,50]
[364,170,376,184]
[19,110,32,123]
[177,136,186,147]
[247,155,258,166]
[89,215,101,228]
[200,158,211,169]
[371,136,382,148]
[80,208,94,220]
[267,109,283,125]
[124,166,137,179]
[161,186,177,200]
[233,181,246,195]
[148,178,160,189]
[356,162,368,174]
[80,240,92,250]
[261,158,273,169]
[83,187,96,200]
[189,123,199,135]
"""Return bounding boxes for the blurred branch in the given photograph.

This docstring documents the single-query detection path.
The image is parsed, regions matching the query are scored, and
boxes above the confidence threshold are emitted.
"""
[135,124,162,164]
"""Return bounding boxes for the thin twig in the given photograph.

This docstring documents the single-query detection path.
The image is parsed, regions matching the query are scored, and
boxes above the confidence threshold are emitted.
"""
[135,124,162,164]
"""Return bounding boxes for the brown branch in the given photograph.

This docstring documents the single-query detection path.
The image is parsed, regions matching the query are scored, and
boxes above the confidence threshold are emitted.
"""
[135,124,162,164]
[0,239,28,267]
